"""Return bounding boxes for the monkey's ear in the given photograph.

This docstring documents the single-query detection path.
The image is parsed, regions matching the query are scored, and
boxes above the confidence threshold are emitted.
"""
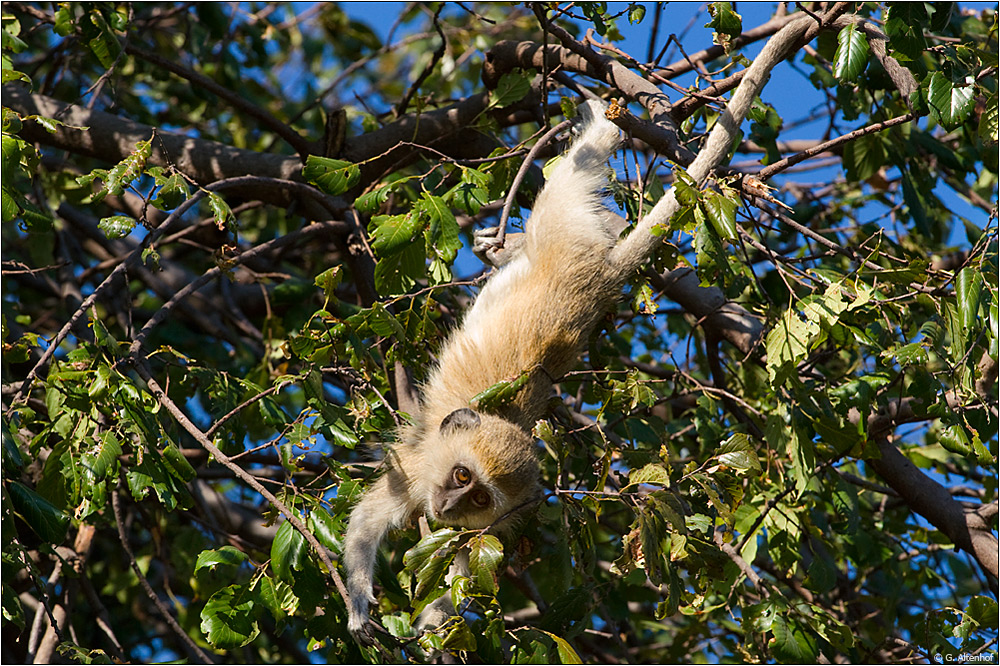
[440,408,481,433]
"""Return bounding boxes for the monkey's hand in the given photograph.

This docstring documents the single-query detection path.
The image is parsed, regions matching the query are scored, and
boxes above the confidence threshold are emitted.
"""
[473,226,526,268]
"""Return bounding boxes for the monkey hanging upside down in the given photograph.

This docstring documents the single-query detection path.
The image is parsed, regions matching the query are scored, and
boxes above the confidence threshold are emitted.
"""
[343,100,625,641]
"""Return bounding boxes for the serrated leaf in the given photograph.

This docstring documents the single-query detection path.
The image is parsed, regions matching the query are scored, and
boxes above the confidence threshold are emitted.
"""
[161,443,197,482]
[488,70,532,110]
[98,215,136,239]
[82,430,122,480]
[370,212,423,257]
[303,156,360,196]
[271,520,307,583]
[354,184,392,214]
[419,193,461,263]
[716,433,761,475]
[314,265,343,302]
[979,93,998,145]
[403,528,460,600]
[9,481,69,543]
[200,585,260,650]
[538,629,583,664]
[833,23,869,81]
[939,423,972,456]
[195,546,249,574]
[956,267,983,332]
[307,509,342,554]
[628,463,671,487]
[883,342,929,366]
[928,72,976,127]
[441,618,478,651]
[770,614,820,663]
[255,577,297,625]
[470,370,531,412]
[706,2,742,43]
[151,170,190,210]
[703,192,738,241]
[766,308,818,385]
[206,191,234,231]
[843,132,887,182]
[468,534,503,596]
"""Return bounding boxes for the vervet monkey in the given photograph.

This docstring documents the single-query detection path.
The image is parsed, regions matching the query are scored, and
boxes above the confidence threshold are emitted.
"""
[343,100,624,641]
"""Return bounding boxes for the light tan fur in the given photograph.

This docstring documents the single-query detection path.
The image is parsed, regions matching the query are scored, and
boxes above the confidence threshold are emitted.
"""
[343,100,624,640]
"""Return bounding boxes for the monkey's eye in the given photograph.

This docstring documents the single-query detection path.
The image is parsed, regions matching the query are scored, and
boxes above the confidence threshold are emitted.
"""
[471,490,491,508]
[453,466,472,486]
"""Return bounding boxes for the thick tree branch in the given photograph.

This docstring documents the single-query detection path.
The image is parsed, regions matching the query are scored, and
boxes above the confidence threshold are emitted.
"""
[484,39,693,164]
[609,14,817,273]
[3,84,498,193]
[866,436,998,588]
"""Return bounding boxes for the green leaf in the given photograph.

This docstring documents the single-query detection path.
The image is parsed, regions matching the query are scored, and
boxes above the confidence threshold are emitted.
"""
[885,5,928,60]
[84,9,122,68]
[354,183,393,214]
[9,481,69,543]
[82,430,122,481]
[766,308,818,385]
[206,191,234,231]
[956,267,983,332]
[882,342,929,366]
[303,156,360,196]
[195,546,249,574]
[370,212,424,257]
[715,433,761,475]
[702,192,738,241]
[770,614,820,663]
[706,2,742,44]
[833,23,869,81]
[98,215,136,239]
[419,193,461,264]
[487,70,532,110]
[314,265,343,303]
[161,443,197,482]
[538,629,583,664]
[939,423,972,456]
[843,132,887,182]
[441,618,478,652]
[403,528,460,601]
[200,585,260,650]
[150,169,190,210]
[307,508,342,554]
[468,534,503,596]
[979,92,998,145]
[628,463,671,487]
[470,369,531,412]
[271,519,307,583]
[928,72,976,127]
[255,577,297,626]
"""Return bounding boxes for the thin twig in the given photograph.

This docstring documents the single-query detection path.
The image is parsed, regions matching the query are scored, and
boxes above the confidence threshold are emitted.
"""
[495,119,572,247]
[129,355,352,606]
[112,490,215,664]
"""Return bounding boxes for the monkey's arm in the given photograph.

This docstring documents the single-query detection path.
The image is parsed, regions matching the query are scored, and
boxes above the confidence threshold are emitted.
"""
[343,471,415,641]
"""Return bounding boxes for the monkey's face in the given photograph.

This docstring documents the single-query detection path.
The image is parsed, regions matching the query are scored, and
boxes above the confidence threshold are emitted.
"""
[426,408,540,530]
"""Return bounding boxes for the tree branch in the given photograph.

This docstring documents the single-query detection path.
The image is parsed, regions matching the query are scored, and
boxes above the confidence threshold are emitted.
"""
[129,355,352,605]
[609,14,817,273]
[125,43,315,158]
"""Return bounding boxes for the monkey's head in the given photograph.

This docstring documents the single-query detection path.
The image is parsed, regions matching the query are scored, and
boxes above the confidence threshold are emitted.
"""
[423,407,540,530]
